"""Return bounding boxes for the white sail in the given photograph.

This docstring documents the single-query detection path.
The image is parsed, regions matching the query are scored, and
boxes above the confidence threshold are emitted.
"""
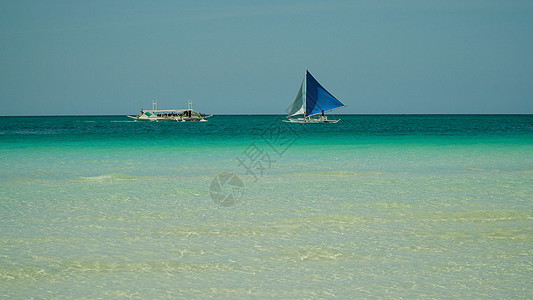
[288,80,305,117]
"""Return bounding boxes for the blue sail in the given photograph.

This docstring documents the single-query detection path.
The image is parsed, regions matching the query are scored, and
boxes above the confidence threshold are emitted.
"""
[305,71,345,117]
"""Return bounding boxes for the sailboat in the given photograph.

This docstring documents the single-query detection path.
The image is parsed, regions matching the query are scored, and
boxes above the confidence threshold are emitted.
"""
[284,70,346,123]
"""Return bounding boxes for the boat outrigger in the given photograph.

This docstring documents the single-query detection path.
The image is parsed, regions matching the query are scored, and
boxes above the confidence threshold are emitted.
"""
[128,100,212,122]
[284,70,346,123]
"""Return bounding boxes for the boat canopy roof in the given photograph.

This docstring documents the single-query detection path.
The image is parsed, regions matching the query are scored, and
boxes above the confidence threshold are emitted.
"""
[143,109,187,113]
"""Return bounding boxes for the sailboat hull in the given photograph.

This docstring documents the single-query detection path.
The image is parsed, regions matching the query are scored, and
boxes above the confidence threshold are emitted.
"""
[283,117,340,124]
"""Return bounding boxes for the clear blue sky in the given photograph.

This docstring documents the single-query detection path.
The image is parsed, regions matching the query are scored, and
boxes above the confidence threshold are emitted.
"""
[1,1,532,115]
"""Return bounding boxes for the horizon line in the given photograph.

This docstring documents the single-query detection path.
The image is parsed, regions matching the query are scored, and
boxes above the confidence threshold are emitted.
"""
[1,113,533,117]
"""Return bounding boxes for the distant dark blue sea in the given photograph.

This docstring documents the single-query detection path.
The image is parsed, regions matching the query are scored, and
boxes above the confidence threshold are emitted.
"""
[1,115,532,298]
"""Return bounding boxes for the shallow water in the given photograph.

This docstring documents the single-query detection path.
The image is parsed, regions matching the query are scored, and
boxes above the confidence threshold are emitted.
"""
[1,115,532,298]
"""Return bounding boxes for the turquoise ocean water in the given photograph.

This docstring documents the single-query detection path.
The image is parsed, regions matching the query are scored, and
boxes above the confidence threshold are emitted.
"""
[1,115,532,298]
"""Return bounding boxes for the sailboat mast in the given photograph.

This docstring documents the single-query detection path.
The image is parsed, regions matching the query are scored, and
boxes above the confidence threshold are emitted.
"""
[303,70,307,118]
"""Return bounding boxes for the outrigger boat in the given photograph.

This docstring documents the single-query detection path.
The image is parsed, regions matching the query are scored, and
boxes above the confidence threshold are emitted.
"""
[128,100,212,122]
[284,70,346,123]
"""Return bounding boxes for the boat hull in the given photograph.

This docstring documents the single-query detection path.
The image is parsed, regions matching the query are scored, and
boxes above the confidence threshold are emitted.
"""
[127,115,212,122]
[283,117,340,124]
